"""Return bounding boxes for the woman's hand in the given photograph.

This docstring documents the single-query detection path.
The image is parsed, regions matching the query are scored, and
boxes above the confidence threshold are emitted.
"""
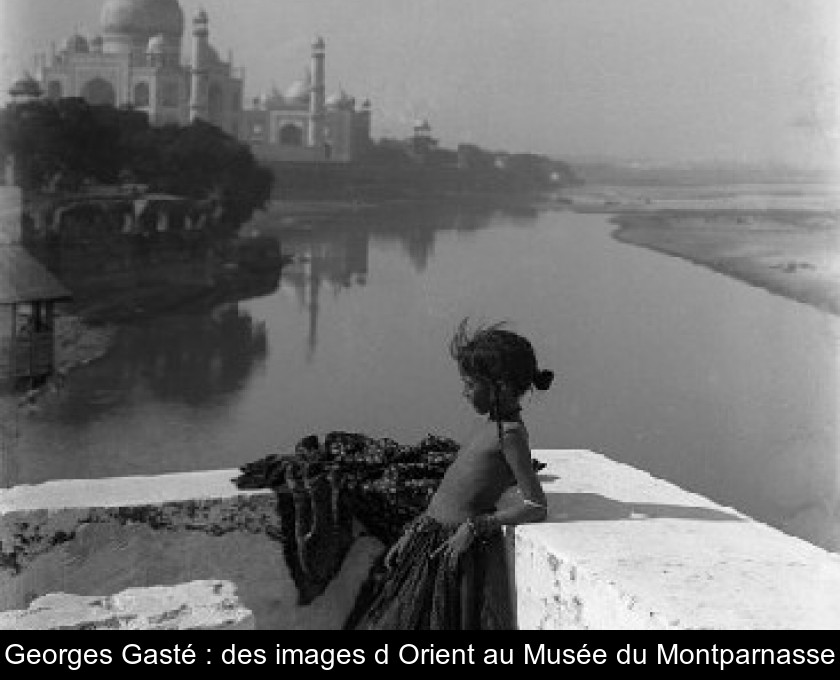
[383,532,411,571]
[430,521,476,570]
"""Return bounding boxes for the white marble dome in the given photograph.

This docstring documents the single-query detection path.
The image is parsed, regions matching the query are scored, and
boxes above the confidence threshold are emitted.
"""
[259,88,284,109]
[284,79,310,103]
[326,89,355,110]
[101,0,185,38]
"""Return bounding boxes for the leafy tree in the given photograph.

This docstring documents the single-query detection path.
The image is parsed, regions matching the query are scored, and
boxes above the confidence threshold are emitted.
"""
[0,99,273,232]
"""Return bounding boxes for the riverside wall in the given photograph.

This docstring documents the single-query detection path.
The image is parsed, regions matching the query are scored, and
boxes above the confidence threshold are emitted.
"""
[2,450,840,630]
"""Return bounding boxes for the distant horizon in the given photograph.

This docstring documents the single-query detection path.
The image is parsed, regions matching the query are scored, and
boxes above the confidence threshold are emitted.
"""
[1,0,838,169]
[559,153,838,172]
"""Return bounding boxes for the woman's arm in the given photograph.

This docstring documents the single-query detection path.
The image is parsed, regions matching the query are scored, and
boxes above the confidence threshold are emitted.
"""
[432,429,548,568]
[475,429,547,534]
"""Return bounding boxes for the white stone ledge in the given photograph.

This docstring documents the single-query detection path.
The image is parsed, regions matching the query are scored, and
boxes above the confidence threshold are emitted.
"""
[0,467,381,630]
[0,580,254,630]
[0,469,267,514]
[2,450,840,629]
[513,451,840,629]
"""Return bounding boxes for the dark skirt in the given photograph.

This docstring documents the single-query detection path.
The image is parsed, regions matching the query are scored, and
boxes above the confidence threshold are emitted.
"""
[354,515,514,630]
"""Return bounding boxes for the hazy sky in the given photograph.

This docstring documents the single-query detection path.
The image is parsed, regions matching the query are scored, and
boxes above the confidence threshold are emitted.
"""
[1,0,838,167]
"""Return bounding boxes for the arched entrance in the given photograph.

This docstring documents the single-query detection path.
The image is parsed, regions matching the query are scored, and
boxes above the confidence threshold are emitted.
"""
[133,82,150,107]
[81,78,116,106]
[279,123,303,146]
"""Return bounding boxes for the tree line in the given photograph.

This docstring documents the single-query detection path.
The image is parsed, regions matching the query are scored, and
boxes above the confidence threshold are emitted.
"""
[0,97,273,229]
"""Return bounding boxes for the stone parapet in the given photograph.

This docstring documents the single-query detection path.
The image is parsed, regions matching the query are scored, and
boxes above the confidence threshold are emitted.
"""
[2,452,840,629]
[0,470,382,629]
[511,451,840,629]
[0,579,254,630]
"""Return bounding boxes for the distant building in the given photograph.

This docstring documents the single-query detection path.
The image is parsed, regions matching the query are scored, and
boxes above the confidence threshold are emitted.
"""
[409,119,437,156]
[242,37,372,164]
[1,185,71,390]
[29,0,371,164]
[36,0,243,134]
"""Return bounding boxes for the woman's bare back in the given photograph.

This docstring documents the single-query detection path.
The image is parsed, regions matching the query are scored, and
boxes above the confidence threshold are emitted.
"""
[425,421,522,524]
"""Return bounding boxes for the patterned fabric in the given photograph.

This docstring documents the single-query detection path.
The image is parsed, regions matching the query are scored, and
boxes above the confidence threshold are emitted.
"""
[353,515,514,630]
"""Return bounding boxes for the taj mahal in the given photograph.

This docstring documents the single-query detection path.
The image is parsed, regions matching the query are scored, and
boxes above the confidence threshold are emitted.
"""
[29,0,371,163]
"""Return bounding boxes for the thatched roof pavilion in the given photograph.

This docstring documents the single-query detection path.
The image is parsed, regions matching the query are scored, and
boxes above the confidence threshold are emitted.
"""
[0,245,71,389]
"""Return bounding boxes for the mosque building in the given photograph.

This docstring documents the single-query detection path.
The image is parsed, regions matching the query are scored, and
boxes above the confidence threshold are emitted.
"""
[242,36,372,163]
[37,0,243,135]
[29,0,371,163]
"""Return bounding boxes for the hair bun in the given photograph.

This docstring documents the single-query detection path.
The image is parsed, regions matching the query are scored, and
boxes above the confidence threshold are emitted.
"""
[533,369,554,391]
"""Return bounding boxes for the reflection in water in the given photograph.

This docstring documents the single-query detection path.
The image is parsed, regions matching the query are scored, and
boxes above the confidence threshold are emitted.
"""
[56,305,268,423]
[367,203,511,273]
[10,198,837,553]
[275,203,536,358]
[6,299,274,487]
[280,228,370,361]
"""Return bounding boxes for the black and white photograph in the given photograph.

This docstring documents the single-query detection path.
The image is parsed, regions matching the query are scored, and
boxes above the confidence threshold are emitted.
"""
[0,0,838,635]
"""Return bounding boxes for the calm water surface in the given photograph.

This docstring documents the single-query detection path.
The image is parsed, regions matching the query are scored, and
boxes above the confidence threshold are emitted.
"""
[5,197,838,549]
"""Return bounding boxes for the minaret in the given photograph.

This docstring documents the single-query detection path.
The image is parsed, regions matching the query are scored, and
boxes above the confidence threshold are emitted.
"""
[308,36,326,148]
[189,9,210,122]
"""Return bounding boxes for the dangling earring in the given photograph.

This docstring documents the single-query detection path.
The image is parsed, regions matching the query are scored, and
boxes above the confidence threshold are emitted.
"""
[493,383,504,452]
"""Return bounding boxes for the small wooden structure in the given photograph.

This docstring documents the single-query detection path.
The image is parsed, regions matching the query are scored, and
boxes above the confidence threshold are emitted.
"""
[0,245,71,390]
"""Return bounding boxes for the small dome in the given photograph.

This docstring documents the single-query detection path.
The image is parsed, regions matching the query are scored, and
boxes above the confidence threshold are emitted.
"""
[194,8,209,24]
[9,73,42,99]
[414,119,431,132]
[63,34,90,53]
[260,88,284,109]
[147,34,166,53]
[256,87,276,109]
[312,36,325,50]
[326,89,355,110]
[284,79,310,103]
[361,99,371,109]
[101,0,185,39]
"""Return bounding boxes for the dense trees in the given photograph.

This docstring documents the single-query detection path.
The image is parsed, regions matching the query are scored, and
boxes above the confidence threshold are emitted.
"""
[353,137,579,194]
[0,96,573,210]
[0,98,273,229]
[266,138,579,200]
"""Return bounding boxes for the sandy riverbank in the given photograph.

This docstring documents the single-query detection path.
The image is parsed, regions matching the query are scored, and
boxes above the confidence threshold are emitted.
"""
[611,209,840,317]
[564,186,840,551]
[562,185,840,317]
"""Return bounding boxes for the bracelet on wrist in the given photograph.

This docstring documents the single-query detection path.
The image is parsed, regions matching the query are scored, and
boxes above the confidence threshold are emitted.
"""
[468,514,497,541]
[465,518,477,537]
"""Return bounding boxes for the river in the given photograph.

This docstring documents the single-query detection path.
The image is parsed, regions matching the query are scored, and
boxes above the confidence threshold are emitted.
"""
[4,192,838,550]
